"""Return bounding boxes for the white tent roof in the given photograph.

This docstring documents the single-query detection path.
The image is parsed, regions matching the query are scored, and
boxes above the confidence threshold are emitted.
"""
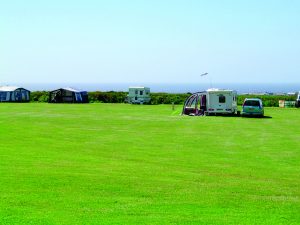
[129,86,150,89]
[0,86,22,92]
[51,87,86,93]
[62,87,83,92]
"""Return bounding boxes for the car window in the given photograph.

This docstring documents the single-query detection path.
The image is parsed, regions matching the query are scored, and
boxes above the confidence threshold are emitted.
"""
[244,100,260,107]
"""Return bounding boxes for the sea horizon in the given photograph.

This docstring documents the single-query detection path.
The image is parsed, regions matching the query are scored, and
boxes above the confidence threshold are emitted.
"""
[1,82,299,94]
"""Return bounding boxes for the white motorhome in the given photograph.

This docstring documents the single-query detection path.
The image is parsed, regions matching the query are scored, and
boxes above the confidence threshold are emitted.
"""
[127,87,151,104]
[182,88,239,116]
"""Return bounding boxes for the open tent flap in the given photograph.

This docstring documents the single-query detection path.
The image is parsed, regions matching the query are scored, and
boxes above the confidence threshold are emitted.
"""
[75,92,82,102]
[21,90,30,101]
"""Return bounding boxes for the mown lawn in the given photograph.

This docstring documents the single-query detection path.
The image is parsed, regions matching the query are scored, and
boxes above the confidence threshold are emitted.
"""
[0,103,299,225]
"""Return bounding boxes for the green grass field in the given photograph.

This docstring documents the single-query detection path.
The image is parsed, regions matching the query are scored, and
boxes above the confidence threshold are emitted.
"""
[0,104,299,225]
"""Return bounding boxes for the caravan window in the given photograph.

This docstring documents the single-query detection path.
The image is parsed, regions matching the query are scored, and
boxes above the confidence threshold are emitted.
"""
[219,95,226,103]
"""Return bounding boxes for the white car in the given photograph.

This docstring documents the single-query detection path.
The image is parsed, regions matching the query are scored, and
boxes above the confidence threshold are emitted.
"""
[296,91,300,108]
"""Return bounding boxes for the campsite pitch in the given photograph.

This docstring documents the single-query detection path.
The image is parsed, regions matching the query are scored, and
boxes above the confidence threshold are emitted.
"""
[0,104,299,224]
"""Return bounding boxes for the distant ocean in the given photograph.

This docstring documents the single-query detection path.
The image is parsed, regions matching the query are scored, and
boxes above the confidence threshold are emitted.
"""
[9,83,300,94]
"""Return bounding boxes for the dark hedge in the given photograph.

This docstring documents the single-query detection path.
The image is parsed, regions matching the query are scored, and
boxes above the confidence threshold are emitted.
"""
[30,91,297,107]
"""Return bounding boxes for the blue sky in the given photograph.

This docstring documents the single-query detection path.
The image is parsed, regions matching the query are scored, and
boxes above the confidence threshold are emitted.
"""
[1,0,299,84]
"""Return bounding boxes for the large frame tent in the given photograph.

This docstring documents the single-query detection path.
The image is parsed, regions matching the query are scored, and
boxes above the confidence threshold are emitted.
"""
[0,86,30,102]
[49,87,88,103]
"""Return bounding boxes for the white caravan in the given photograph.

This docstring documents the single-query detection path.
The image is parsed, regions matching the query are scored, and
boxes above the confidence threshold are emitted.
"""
[182,88,239,116]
